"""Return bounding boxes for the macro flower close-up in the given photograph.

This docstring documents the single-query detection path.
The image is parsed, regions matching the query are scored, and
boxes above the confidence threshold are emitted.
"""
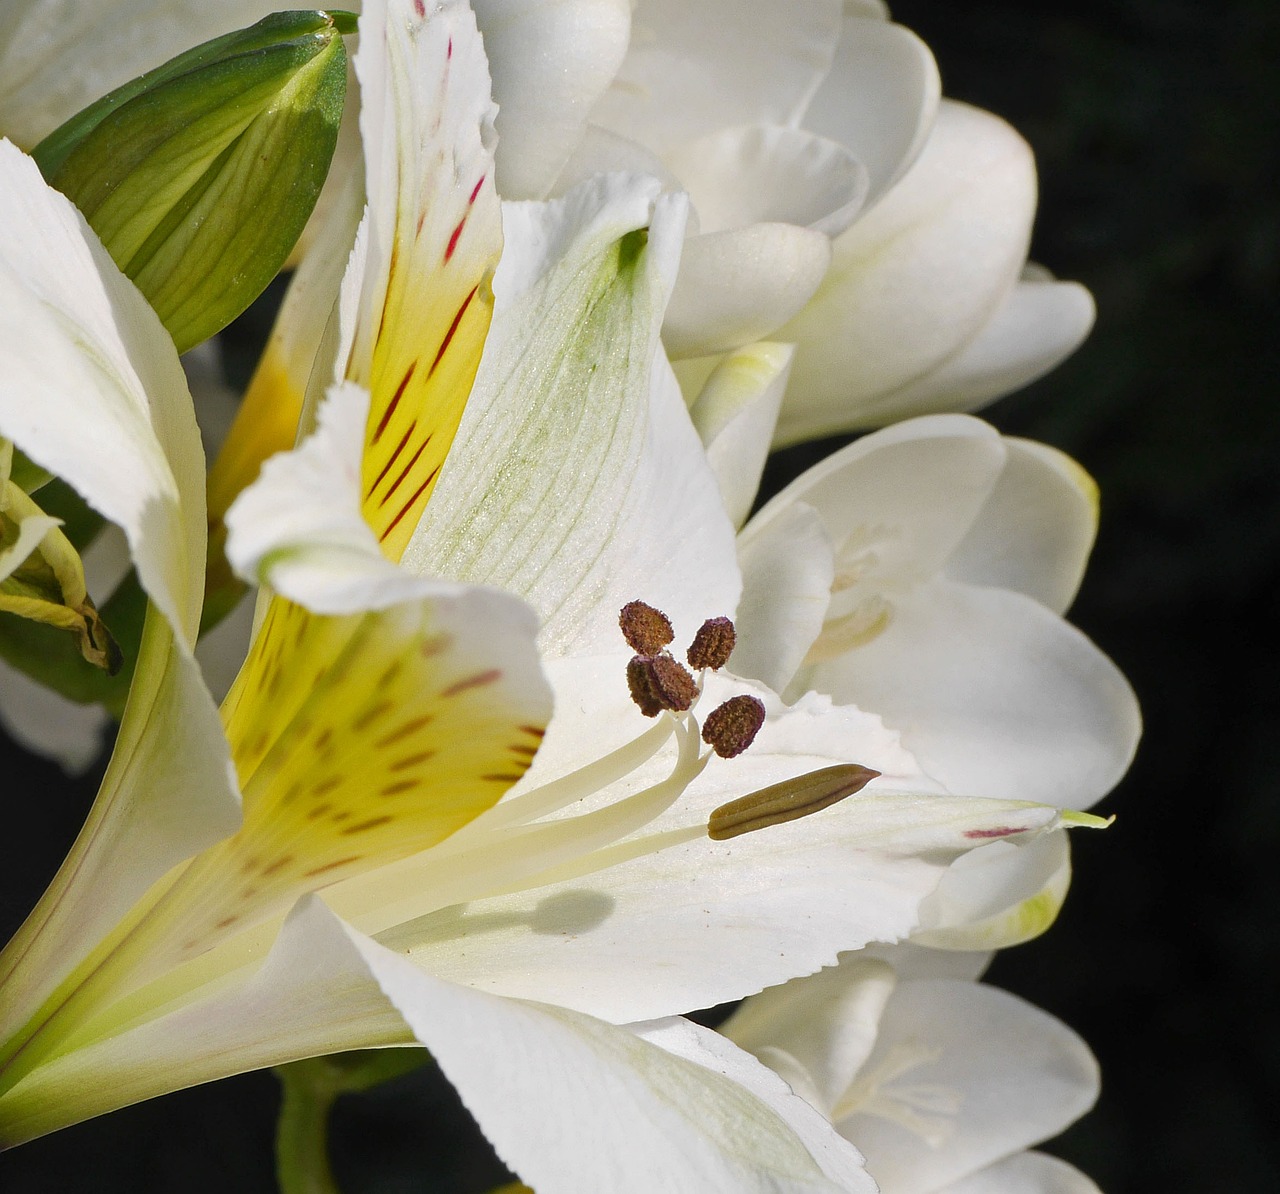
[3,0,1270,1190]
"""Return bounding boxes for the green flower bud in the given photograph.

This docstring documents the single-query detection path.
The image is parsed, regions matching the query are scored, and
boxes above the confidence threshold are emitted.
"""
[33,11,356,354]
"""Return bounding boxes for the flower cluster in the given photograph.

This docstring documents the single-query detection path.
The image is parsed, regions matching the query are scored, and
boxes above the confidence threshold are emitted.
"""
[0,1,1136,1190]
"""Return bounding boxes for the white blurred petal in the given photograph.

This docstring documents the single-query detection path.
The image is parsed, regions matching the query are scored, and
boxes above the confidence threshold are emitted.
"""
[945,437,1099,616]
[841,981,1099,1194]
[476,0,632,198]
[810,580,1141,809]
[667,124,868,237]
[592,0,843,157]
[664,222,832,358]
[940,1151,1103,1194]
[0,656,106,773]
[776,101,1038,443]
[690,341,793,528]
[734,501,834,694]
[914,833,1073,951]
[870,277,1096,422]
[804,16,940,208]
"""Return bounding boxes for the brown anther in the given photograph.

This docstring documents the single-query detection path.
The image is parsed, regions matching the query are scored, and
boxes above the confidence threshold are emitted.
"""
[700,695,766,758]
[686,616,736,671]
[707,763,881,840]
[626,654,698,718]
[619,600,674,655]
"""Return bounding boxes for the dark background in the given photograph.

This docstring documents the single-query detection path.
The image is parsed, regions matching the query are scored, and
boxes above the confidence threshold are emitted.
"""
[3,0,1278,1189]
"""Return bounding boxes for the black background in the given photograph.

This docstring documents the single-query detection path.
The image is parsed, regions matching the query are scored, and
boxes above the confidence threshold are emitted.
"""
[3,0,1278,1188]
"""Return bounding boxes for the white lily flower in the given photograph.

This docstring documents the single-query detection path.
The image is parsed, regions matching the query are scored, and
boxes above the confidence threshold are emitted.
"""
[722,950,1103,1194]
[0,3,1081,1186]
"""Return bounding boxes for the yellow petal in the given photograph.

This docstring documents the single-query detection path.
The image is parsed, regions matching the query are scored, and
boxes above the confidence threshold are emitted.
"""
[352,0,502,561]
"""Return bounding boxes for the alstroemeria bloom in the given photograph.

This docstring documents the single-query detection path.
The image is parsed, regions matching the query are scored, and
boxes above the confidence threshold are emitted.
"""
[723,949,1103,1194]
[682,371,1140,949]
[0,2,1080,1186]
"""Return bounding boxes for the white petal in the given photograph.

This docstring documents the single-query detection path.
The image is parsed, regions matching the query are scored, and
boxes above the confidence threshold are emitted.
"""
[940,1151,1103,1194]
[804,16,940,208]
[0,139,205,642]
[913,833,1073,951]
[775,101,1038,443]
[0,656,107,773]
[591,0,843,158]
[0,2,282,148]
[747,415,1007,591]
[870,277,1096,422]
[664,222,833,358]
[403,174,741,654]
[552,124,684,197]
[0,615,241,1048]
[859,942,993,983]
[359,670,1060,1021]
[810,580,1141,808]
[840,981,1099,1194]
[0,896,411,1145]
[722,957,897,1116]
[945,437,1099,616]
[225,382,473,613]
[635,1017,877,1192]
[667,124,869,237]
[690,341,793,528]
[354,935,874,1193]
[733,501,835,694]
[476,0,632,198]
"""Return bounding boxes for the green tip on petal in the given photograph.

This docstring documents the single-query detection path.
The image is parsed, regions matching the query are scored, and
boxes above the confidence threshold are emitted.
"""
[1061,809,1114,830]
[32,11,351,354]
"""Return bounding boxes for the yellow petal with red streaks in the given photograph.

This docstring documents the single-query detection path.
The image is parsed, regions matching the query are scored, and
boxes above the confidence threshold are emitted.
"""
[349,0,502,561]
[168,586,549,957]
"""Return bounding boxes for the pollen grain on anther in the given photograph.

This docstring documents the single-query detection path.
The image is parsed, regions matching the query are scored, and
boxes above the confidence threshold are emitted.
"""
[619,600,674,655]
[687,616,736,671]
[701,695,766,759]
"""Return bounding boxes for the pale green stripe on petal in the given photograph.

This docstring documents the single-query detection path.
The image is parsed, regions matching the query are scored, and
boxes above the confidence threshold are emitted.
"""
[403,172,742,653]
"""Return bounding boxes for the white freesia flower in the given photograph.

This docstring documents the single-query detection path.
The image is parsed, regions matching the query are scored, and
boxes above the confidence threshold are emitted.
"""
[0,3,1082,1187]
[682,357,1139,949]
[723,950,1103,1194]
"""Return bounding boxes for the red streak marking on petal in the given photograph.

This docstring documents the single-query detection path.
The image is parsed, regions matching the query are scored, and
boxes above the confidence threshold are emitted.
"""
[378,438,429,508]
[469,176,485,205]
[380,467,439,540]
[481,773,527,784]
[440,669,502,698]
[371,422,417,493]
[519,724,546,739]
[428,286,478,378]
[381,779,420,796]
[302,856,363,878]
[341,815,395,835]
[376,714,434,747]
[964,826,1025,840]
[414,0,425,16]
[372,362,417,445]
[445,216,467,262]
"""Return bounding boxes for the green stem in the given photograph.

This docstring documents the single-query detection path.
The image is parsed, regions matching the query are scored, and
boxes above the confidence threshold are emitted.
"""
[274,1062,342,1194]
